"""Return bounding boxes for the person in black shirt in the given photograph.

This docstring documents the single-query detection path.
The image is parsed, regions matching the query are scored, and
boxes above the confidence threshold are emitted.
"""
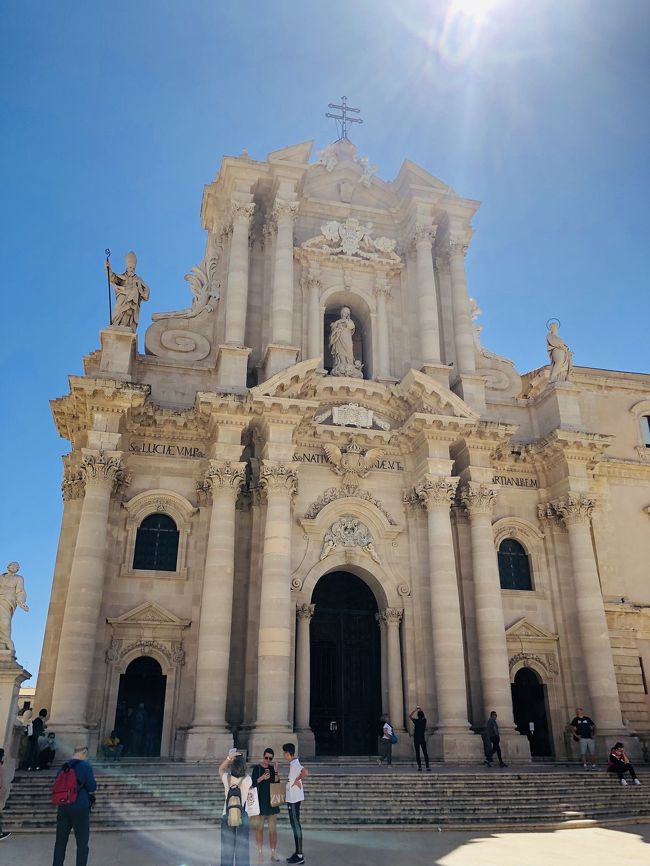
[251,748,281,863]
[409,707,430,771]
[28,708,48,771]
[570,707,596,768]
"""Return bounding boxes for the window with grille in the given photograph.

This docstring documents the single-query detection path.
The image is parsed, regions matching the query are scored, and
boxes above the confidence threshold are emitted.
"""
[497,538,533,590]
[133,513,179,572]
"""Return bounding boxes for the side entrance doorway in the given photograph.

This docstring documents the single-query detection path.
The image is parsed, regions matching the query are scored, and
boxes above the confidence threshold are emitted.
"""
[114,655,166,757]
[511,667,553,757]
[309,571,381,755]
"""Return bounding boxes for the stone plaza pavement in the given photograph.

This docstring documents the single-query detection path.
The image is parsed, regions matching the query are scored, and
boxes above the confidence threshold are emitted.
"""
[0,824,648,866]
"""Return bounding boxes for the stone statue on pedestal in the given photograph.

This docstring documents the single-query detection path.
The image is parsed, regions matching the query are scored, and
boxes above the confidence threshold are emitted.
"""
[329,306,363,378]
[546,321,573,382]
[0,562,29,655]
[106,251,150,330]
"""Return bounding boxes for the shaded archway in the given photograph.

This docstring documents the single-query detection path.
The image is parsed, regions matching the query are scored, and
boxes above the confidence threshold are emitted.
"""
[114,656,166,757]
[310,571,381,755]
[511,666,553,757]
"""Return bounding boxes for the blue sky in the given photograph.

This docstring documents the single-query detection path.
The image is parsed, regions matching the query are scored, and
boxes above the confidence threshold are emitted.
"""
[1,0,648,683]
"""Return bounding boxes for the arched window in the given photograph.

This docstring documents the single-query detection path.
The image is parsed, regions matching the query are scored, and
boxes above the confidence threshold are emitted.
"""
[642,415,650,447]
[133,513,179,572]
[498,538,532,590]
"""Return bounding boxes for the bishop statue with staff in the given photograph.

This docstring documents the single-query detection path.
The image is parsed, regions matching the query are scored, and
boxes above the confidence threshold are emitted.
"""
[105,250,150,330]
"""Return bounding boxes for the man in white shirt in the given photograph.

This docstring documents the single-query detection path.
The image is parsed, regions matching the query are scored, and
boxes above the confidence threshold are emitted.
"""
[282,742,307,865]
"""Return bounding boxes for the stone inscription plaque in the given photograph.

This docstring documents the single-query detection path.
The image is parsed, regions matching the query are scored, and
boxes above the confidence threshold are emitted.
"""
[492,474,538,489]
[129,441,205,458]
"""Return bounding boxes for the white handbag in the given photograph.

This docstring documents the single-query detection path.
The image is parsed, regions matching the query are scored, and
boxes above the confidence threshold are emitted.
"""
[246,786,260,817]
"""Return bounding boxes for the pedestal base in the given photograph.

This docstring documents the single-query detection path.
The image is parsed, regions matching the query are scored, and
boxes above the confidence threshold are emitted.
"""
[593,732,643,763]
[429,729,485,763]
[533,381,583,437]
[421,362,451,389]
[215,344,251,389]
[99,327,137,380]
[43,722,91,757]
[451,374,487,415]
[496,729,533,763]
[247,727,295,762]
[184,726,235,762]
[0,657,30,802]
[294,728,316,760]
[261,344,301,382]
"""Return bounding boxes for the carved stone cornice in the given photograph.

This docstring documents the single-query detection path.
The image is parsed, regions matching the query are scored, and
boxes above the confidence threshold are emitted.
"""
[551,494,596,527]
[260,462,298,497]
[415,475,457,511]
[460,482,499,516]
[297,603,316,623]
[380,607,403,626]
[204,460,247,494]
[80,451,127,492]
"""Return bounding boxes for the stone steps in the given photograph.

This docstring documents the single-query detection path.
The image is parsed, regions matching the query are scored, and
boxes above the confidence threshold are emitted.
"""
[4,770,649,831]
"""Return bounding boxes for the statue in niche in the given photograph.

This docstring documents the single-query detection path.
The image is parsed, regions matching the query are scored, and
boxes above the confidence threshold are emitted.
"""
[546,320,573,382]
[0,562,29,655]
[329,306,363,378]
[106,251,150,330]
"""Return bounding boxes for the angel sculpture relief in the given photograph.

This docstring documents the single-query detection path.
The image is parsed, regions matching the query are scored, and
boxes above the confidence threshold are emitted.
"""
[323,441,384,493]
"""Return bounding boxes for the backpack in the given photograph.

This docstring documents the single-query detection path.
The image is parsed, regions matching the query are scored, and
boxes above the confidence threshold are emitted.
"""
[51,763,78,806]
[226,778,243,828]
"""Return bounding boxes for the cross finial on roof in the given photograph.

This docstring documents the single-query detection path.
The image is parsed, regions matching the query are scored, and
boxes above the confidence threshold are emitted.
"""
[326,96,363,141]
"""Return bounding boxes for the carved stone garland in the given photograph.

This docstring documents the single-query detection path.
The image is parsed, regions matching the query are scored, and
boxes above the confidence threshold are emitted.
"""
[319,515,380,563]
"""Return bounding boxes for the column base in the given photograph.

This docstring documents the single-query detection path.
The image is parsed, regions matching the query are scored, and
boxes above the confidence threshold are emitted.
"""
[495,728,532,763]
[421,362,451,389]
[451,373,486,415]
[215,344,251,389]
[99,327,137,380]
[294,728,316,760]
[248,726,295,762]
[593,732,643,763]
[184,726,235,762]
[44,722,92,757]
[261,344,300,382]
[429,728,485,763]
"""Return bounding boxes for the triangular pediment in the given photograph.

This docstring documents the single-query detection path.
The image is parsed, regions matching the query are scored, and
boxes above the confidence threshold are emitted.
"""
[267,141,314,164]
[395,369,480,421]
[506,617,558,642]
[392,159,455,194]
[252,358,323,399]
[107,602,190,628]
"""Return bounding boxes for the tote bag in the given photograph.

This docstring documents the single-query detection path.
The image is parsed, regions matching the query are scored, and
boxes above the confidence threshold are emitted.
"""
[270,782,286,808]
[246,786,260,817]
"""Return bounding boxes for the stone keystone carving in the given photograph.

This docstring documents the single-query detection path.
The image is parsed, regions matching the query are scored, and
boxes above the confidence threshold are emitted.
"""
[106,251,150,330]
[323,441,384,494]
[302,218,400,263]
[320,515,380,563]
[0,562,29,655]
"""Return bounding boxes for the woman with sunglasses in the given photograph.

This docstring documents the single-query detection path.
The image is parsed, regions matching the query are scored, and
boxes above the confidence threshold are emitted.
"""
[250,748,281,863]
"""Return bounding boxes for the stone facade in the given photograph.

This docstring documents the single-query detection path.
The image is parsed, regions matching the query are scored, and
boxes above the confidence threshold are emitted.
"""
[35,138,650,762]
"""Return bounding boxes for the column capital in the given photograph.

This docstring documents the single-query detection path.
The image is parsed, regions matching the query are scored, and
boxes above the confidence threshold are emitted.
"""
[271,197,299,226]
[204,460,247,496]
[296,603,316,622]
[447,238,469,258]
[552,494,596,527]
[302,273,322,293]
[373,276,392,300]
[460,481,498,516]
[230,201,255,226]
[411,222,437,248]
[62,467,85,501]
[415,475,458,511]
[380,607,403,627]
[260,461,298,497]
[80,450,127,493]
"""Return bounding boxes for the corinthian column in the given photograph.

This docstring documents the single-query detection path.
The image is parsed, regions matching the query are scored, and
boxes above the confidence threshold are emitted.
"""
[294,604,315,731]
[224,201,255,346]
[416,476,471,737]
[306,273,322,363]
[49,451,126,744]
[270,198,299,345]
[447,239,476,375]
[553,495,624,732]
[380,608,405,732]
[413,224,441,365]
[185,460,245,759]
[374,275,392,380]
[249,462,298,754]
[461,483,516,727]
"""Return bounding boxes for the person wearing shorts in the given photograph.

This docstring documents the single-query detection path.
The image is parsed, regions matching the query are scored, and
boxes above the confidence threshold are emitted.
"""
[570,707,596,768]
[251,748,280,863]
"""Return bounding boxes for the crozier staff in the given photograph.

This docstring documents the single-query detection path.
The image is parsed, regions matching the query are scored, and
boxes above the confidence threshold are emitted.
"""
[105,250,150,330]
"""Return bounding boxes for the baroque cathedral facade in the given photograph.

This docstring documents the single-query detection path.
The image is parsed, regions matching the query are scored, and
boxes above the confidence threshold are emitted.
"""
[36,137,650,762]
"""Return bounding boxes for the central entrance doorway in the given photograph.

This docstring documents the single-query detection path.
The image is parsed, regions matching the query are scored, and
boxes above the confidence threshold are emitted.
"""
[511,667,553,757]
[114,656,166,757]
[310,571,381,755]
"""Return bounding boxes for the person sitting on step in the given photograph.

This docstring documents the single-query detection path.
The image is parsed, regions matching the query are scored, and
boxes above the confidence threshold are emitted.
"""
[607,742,641,786]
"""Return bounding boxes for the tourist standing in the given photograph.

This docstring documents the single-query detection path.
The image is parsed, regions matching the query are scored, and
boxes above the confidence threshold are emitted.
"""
[283,743,307,865]
[0,748,11,841]
[570,707,597,768]
[28,707,48,770]
[607,742,641,786]
[52,745,97,866]
[251,748,281,863]
[377,715,394,766]
[409,706,430,771]
[484,711,507,767]
[218,749,251,866]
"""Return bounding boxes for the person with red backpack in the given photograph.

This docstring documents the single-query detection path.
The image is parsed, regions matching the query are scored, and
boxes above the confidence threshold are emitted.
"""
[51,745,96,866]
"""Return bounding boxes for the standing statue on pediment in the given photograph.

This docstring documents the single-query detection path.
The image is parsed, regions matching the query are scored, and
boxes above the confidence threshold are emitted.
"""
[106,251,150,330]
[546,320,573,382]
[329,306,362,378]
[0,562,29,655]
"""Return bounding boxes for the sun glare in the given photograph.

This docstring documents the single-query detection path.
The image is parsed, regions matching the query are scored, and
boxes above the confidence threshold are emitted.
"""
[453,0,504,24]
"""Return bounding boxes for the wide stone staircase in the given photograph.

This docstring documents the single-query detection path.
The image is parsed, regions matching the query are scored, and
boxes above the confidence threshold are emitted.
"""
[4,762,649,832]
